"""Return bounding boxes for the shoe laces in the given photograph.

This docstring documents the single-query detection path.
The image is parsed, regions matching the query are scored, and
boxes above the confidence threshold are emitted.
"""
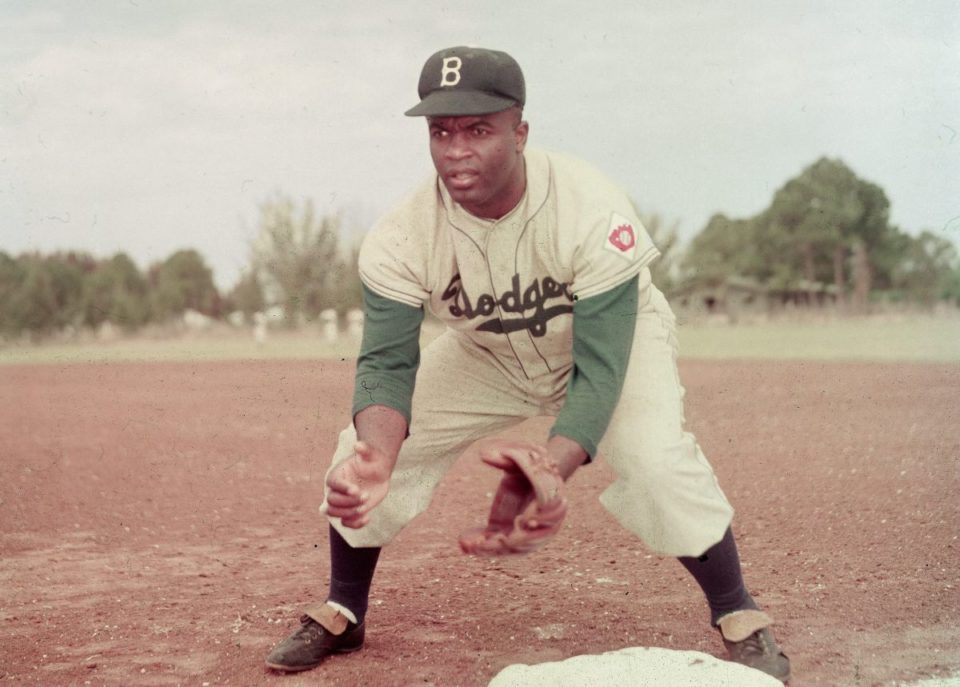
[738,628,775,657]
[294,617,325,641]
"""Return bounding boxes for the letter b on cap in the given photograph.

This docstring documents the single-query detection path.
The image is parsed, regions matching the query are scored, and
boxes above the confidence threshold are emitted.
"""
[440,56,462,87]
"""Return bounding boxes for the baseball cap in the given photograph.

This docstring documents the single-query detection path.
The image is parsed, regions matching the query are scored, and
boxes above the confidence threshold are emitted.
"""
[405,46,525,117]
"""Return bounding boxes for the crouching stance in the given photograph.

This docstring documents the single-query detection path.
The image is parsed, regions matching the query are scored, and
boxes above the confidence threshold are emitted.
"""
[266,46,790,683]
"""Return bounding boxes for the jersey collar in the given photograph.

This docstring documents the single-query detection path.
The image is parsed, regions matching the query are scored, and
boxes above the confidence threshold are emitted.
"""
[438,148,551,237]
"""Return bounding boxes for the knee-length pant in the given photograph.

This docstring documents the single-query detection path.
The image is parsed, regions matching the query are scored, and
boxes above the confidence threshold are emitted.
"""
[323,286,734,557]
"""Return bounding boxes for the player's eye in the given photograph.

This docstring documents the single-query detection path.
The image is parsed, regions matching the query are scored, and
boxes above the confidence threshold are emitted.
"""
[472,127,488,136]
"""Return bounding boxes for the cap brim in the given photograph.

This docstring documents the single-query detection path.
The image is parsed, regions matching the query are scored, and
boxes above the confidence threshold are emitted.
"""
[404,90,517,117]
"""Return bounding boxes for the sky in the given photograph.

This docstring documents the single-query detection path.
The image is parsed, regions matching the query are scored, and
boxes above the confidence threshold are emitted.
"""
[2,1,958,290]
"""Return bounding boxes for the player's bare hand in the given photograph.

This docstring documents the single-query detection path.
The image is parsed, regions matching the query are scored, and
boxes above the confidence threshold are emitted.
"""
[321,441,392,528]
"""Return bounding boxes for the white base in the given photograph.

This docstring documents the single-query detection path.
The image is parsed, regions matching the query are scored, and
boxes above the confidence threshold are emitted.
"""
[488,646,782,687]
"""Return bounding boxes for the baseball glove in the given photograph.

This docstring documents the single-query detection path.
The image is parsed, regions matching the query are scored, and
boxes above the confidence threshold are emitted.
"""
[458,440,568,555]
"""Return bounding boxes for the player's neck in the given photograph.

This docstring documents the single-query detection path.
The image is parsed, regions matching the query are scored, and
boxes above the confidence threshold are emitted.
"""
[466,157,527,221]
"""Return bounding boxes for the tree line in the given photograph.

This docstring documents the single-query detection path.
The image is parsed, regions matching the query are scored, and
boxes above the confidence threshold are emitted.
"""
[0,248,222,339]
[0,196,364,340]
[2,156,958,340]
[676,157,960,308]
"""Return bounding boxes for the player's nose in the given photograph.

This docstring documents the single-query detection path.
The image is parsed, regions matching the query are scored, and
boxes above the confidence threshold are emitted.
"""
[444,133,472,160]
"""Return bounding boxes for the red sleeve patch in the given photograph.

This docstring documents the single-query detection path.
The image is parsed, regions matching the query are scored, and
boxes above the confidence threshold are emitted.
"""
[608,224,636,252]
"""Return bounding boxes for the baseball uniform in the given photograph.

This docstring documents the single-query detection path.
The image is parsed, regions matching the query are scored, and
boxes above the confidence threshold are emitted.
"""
[322,147,734,557]
[266,46,788,685]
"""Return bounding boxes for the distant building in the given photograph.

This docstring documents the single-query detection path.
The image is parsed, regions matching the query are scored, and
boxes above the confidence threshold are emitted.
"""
[769,280,840,309]
[671,276,838,322]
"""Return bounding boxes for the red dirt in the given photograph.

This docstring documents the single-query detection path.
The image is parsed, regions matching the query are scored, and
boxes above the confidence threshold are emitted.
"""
[1,359,958,686]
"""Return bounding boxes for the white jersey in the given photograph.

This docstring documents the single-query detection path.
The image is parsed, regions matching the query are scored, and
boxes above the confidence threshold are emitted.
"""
[333,149,734,557]
[358,148,660,381]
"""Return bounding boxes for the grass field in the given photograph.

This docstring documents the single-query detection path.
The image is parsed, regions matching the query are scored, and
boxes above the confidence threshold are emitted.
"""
[1,314,959,365]
[676,314,960,362]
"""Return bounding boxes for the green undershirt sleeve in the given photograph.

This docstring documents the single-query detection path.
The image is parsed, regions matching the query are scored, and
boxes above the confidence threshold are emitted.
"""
[351,283,425,425]
[549,275,639,458]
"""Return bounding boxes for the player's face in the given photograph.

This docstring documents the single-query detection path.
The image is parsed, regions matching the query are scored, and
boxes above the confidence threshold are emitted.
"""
[427,108,529,220]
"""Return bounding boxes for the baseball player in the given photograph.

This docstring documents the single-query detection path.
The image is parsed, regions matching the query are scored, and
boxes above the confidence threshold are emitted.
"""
[265,46,790,682]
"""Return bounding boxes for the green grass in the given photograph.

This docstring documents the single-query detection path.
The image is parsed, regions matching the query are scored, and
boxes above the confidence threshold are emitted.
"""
[676,315,960,362]
[2,316,958,366]
[0,331,361,365]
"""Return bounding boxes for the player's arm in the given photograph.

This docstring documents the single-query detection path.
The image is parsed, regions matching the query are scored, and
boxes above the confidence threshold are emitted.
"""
[352,283,424,426]
[324,283,424,527]
[548,273,640,470]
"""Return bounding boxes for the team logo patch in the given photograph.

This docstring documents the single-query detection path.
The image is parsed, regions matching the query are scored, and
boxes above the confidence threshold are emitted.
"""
[604,212,640,259]
[608,224,635,252]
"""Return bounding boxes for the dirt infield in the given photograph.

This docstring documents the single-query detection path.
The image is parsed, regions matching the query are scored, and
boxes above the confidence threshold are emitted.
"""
[1,359,958,686]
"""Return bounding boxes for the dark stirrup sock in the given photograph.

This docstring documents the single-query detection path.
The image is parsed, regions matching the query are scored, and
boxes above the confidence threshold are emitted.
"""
[327,524,382,623]
[677,526,758,626]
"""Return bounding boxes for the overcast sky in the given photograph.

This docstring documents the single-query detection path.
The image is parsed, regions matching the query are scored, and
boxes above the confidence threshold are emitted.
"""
[2,1,958,290]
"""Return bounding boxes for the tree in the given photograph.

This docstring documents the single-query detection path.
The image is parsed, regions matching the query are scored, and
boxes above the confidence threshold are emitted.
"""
[13,257,60,335]
[0,252,27,336]
[325,241,364,313]
[0,252,29,336]
[81,253,151,331]
[679,213,790,289]
[847,179,893,308]
[943,265,960,305]
[763,157,891,309]
[226,268,266,318]
[149,249,220,320]
[250,195,344,326]
[869,225,911,292]
[14,253,91,336]
[891,231,960,305]
[766,160,847,285]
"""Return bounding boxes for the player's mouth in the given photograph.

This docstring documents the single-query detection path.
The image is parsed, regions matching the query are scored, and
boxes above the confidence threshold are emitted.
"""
[445,169,480,191]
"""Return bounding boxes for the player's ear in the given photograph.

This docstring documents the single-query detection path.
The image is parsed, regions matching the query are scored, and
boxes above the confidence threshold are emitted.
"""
[515,120,529,153]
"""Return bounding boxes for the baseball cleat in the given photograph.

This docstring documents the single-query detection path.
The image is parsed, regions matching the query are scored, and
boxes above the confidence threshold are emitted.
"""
[265,603,364,673]
[717,609,791,683]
